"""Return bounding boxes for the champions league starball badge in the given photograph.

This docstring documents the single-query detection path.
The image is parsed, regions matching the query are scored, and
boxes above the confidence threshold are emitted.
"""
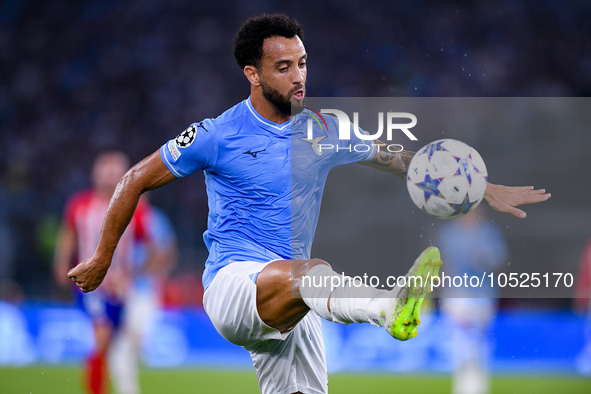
[175,125,197,148]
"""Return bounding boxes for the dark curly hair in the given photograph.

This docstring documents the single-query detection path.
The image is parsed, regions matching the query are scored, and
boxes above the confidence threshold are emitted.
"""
[233,14,304,69]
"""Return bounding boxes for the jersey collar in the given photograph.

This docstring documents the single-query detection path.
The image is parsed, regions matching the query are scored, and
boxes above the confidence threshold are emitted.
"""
[246,96,291,134]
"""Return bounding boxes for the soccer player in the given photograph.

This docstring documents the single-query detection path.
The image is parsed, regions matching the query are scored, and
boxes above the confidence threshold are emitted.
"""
[67,14,551,393]
[54,151,154,394]
[109,203,178,394]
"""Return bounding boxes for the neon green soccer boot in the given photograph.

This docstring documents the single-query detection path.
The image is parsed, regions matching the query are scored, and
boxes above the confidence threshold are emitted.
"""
[384,246,442,340]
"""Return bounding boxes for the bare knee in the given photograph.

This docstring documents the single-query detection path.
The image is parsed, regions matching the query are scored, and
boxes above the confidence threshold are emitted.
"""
[259,258,330,285]
[256,259,330,295]
[255,259,331,332]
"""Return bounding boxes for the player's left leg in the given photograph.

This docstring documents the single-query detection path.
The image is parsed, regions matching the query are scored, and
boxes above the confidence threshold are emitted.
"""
[246,312,328,394]
[203,260,329,394]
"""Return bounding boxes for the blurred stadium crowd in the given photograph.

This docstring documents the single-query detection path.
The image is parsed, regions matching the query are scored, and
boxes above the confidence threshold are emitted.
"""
[0,0,590,300]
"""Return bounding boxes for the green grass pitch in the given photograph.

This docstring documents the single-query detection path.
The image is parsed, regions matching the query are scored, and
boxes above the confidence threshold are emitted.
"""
[0,366,589,393]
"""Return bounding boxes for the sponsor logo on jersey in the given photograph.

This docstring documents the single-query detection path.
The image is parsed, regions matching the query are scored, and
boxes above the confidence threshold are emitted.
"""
[243,148,266,158]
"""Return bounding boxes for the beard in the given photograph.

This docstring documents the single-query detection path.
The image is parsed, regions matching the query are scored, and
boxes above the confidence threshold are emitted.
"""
[261,79,305,116]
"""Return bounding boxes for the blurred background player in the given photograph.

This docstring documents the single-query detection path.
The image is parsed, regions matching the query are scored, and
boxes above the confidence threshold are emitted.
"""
[437,205,508,394]
[53,151,157,394]
[109,200,178,394]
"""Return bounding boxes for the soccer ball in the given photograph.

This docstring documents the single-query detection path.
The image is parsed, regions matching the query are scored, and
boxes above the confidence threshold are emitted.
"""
[406,139,488,219]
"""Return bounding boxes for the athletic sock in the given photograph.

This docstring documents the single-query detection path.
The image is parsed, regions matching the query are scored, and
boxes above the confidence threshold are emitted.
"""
[300,264,392,327]
[108,331,140,394]
[85,352,106,394]
[329,281,391,326]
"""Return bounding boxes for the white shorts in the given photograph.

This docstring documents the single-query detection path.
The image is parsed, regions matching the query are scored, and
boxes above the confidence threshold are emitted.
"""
[203,261,328,394]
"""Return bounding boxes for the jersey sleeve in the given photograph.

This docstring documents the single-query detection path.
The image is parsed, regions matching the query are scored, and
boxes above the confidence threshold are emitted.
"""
[160,119,218,178]
[330,122,377,169]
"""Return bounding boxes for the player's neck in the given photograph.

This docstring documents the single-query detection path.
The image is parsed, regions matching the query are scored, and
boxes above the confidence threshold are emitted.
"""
[250,92,291,125]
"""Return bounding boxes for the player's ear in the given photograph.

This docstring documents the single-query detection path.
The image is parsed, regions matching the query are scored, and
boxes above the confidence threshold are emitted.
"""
[244,65,261,87]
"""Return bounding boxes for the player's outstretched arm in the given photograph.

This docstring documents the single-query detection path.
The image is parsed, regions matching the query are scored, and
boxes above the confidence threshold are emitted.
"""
[359,141,415,181]
[484,183,551,219]
[67,151,177,292]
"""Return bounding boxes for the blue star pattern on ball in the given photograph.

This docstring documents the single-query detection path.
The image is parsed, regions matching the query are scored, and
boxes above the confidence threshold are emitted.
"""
[416,174,441,202]
[421,140,445,157]
[451,194,473,216]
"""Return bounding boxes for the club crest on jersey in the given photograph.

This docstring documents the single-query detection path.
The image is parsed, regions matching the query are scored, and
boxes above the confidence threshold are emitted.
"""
[175,125,197,148]
[300,136,326,156]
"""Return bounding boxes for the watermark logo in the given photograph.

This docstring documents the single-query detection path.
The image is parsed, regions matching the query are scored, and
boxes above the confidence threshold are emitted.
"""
[300,109,329,156]
[304,108,328,132]
[300,135,326,157]
[301,109,418,155]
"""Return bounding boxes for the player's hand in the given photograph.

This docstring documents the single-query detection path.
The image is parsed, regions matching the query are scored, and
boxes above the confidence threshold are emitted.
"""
[484,183,551,219]
[67,258,110,293]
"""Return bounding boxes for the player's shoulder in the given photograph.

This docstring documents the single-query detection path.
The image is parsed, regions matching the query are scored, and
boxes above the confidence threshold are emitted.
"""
[181,100,248,142]
[208,99,250,129]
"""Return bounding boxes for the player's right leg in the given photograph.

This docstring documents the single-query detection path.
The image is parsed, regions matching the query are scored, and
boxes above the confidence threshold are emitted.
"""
[203,249,441,393]
[255,258,330,332]
[384,246,442,340]
[256,246,442,340]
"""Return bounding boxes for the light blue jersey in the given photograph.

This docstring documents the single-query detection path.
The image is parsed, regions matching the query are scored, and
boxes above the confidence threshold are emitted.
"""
[160,97,376,290]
